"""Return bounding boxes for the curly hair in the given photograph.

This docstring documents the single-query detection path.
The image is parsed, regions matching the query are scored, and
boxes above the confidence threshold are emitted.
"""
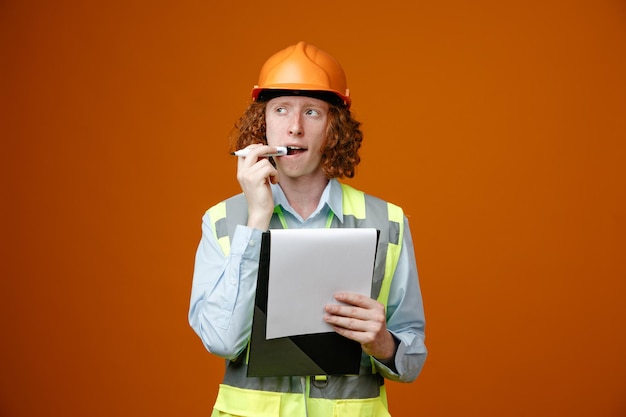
[229,100,363,179]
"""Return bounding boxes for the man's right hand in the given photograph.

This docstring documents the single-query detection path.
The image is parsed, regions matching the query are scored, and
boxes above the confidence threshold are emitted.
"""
[235,144,279,230]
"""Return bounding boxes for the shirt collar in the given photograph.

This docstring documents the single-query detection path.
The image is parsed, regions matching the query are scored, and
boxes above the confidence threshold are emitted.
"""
[270,178,344,223]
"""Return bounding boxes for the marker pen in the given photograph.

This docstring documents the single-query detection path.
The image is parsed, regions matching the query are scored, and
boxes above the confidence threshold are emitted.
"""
[231,146,288,157]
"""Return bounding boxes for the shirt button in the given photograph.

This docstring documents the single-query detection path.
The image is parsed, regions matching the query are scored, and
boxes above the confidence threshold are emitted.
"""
[231,279,237,285]
[249,240,256,247]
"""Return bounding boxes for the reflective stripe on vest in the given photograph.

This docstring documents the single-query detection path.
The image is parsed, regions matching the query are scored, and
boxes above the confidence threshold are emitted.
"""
[339,183,403,307]
[205,183,404,406]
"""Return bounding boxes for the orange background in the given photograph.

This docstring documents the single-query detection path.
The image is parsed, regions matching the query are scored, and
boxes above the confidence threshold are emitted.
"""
[2,1,625,416]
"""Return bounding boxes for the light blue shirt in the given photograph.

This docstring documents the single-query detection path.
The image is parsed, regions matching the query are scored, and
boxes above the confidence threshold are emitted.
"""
[189,179,427,382]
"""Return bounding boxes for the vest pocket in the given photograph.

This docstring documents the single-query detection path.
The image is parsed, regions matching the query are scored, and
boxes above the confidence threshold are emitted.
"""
[333,397,392,417]
[213,384,305,417]
[213,384,280,417]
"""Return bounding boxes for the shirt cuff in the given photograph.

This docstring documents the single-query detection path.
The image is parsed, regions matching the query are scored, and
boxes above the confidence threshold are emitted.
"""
[231,225,263,262]
[374,332,401,374]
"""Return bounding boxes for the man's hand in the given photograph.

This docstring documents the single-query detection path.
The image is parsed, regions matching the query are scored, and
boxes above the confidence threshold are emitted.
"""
[236,144,279,230]
[324,292,397,361]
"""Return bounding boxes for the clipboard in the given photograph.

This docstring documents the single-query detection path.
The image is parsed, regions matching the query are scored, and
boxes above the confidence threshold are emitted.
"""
[247,228,379,377]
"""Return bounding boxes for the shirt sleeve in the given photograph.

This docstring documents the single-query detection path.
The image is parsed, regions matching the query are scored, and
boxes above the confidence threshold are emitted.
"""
[188,210,263,360]
[372,216,428,382]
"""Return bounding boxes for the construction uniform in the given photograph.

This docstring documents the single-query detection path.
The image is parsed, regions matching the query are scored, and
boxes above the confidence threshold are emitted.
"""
[189,179,427,416]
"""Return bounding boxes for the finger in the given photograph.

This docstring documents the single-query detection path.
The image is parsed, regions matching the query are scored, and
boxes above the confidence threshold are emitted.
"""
[238,146,269,166]
[331,325,362,342]
[237,144,284,163]
[270,171,279,184]
[237,158,276,183]
[324,303,369,321]
[333,292,377,308]
[324,314,367,333]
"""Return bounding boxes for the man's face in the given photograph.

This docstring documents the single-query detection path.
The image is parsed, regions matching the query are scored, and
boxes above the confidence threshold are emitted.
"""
[265,95,329,180]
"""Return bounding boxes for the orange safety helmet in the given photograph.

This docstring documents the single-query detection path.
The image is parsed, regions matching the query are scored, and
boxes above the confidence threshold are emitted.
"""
[251,41,351,108]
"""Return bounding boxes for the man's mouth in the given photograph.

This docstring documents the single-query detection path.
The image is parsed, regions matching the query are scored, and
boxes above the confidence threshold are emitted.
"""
[285,146,306,155]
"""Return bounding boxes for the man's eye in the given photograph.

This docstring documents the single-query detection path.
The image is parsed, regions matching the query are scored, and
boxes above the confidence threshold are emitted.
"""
[306,109,320,116]
[276,107,286,113]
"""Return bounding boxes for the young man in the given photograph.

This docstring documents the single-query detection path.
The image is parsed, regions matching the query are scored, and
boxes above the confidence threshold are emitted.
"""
[189,41,427,416]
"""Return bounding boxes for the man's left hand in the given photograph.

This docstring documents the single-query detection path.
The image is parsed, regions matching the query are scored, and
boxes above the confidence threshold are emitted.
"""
[324,292,396,361]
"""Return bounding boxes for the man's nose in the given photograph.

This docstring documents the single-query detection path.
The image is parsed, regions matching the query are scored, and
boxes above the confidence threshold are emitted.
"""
[288,115,303,136]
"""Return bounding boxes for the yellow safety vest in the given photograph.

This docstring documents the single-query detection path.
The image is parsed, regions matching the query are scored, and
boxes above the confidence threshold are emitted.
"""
[207,183,404,417]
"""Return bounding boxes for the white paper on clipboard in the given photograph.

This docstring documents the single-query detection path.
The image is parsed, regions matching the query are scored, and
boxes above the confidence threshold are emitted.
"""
[265,228,378,339]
